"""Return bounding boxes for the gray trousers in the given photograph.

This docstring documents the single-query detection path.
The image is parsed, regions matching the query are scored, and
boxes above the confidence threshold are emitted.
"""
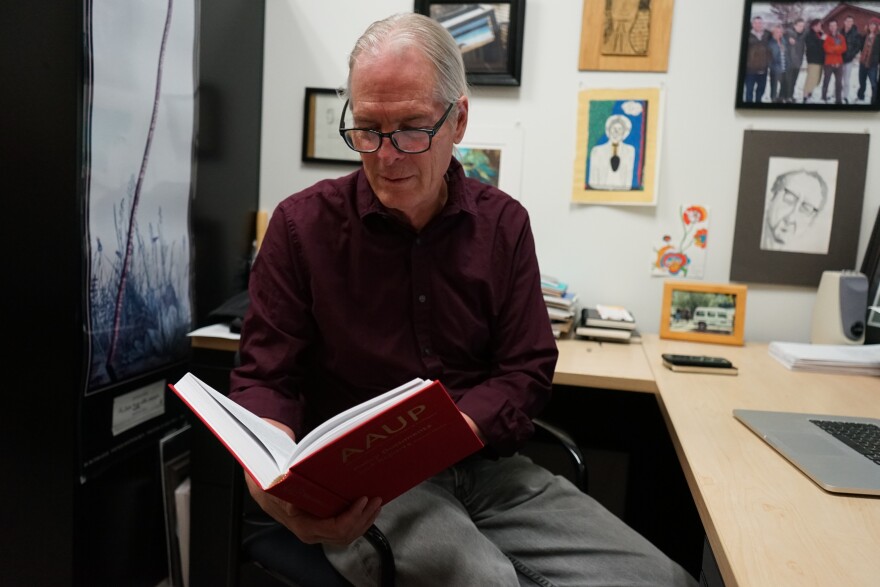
[324,454,698,587]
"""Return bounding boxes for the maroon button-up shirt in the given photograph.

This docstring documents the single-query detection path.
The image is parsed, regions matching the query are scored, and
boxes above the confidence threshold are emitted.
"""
[229,158,558,456]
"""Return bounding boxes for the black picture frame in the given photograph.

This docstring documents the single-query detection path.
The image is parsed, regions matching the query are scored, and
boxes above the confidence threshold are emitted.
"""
[302,87,362,165]
[860,207,880,343]
[414,1,526,86]
[730,130,870,287]
[735,1,880,111]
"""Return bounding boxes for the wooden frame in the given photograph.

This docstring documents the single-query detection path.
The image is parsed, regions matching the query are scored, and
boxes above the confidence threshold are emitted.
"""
[415,1,526,86]
[735,1,880,111]
[578,0,675,72]
[730,130,869,287]
[302,87,362,165]
[660,281,748,346]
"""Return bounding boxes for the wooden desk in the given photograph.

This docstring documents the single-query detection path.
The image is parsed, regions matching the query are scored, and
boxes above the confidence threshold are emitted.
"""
[191,331,880,585]
[642,335,880,587]
[554,338,657,393]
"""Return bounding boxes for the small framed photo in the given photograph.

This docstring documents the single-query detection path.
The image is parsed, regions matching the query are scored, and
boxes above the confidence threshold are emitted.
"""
[302,87,362,165]
[660,281,748,346]
[414,1,526,86]
[735,1,880,110]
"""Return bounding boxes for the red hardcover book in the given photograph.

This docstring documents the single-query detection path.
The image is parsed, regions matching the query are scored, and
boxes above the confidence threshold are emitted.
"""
[170,373,484,517]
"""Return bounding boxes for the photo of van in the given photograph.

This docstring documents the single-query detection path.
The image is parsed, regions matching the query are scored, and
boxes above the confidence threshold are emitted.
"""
[692,306,735,333]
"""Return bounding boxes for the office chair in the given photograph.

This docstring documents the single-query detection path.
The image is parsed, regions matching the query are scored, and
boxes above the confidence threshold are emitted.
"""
[236,418,587,587]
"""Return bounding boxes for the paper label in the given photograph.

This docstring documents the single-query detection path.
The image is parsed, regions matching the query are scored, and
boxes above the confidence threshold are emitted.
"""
[112,380,166,436]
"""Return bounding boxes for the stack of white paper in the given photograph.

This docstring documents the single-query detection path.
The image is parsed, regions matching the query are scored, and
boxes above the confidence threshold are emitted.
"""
[768,341,880,376]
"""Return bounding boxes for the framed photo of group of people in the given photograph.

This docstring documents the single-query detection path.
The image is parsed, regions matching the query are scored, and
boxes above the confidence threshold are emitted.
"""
[736,1,880,111]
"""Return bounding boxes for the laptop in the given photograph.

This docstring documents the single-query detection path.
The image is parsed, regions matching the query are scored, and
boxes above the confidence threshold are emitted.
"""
[733,409,880,496]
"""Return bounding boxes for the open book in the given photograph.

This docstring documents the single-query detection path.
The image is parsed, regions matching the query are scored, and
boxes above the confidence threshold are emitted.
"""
[170,374,484,518]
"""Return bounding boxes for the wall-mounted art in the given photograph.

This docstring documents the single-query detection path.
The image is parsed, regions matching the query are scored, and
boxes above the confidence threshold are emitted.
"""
[455,124,524,199]
[652,204,710,278]
[578,0,675,72]
[571,87,663,205]
[85,0,196,394]
[303,87,362,165]
[730,130,869,286]
[736,1,880,110]
[415,1,526,86]
[660,280,748,346]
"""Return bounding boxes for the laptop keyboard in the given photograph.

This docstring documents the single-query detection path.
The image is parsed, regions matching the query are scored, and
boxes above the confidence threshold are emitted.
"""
[811,420,880,465]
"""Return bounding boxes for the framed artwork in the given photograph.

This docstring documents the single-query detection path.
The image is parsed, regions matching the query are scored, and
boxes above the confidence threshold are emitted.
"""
[730,130,869,287]
[415,1,526,86]
[860,207,880,343]
[735,1,880,110]
[571,87,663,205]
[578,0,675,72]
[660,281,748,346]
[85,0,196,394]
[455,124,524,198]
[302,87,362,165]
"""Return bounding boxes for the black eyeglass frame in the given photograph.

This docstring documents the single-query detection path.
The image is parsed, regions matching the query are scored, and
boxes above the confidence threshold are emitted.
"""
[338,100,457,154]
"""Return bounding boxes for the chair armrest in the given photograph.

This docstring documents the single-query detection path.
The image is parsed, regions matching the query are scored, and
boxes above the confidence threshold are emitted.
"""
[532,418,588,493]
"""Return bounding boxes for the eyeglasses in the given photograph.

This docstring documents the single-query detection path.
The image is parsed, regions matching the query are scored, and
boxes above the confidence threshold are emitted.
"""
[339,100,456,154]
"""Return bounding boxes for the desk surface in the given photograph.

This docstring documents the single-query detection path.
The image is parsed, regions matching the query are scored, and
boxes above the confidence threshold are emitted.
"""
[191,330,880,585]
[642,334,880,587]
[553,338,656,393]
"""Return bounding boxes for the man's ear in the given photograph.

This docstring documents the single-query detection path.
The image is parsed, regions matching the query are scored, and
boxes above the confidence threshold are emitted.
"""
[453,96,469,144]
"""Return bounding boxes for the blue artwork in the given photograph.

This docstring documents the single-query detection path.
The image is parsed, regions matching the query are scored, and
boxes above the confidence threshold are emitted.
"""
[584,99,647,191]
[85,0,196,393]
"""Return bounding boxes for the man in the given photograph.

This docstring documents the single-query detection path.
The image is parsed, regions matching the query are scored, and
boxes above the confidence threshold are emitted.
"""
[841,15,863,103]
[761,169,829,253]
[768,25,790,102]
[822,20,847,104]
[784,18,807,103]
[857,19,880,104]
[229,12,697,587]
[744,16,771,103]
[802,19,826,103]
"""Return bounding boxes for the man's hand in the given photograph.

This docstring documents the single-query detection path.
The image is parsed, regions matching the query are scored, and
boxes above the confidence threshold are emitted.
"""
[461,412,487,443]
[246,418,383,545]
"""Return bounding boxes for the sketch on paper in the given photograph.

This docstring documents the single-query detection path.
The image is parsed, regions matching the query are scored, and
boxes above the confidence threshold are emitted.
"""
[760,157,838,254]
[85,0,196,394]
[652,205,710,278]
[602,0,652,56]
[571,87,661,205]
[586,100,647,191]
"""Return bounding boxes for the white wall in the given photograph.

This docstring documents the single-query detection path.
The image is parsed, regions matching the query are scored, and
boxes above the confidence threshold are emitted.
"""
[259,0,880,343]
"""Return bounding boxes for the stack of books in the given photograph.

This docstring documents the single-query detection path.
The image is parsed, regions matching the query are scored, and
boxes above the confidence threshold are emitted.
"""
[542,275,578,338]
[575,304,640,343]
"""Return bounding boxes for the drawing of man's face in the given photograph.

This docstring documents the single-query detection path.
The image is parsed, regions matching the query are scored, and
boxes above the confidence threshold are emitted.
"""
[605,115,631,143]
[764,170,827,248]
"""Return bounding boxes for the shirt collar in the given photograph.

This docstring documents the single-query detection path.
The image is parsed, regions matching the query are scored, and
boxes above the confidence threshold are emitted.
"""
[355,157,477,221]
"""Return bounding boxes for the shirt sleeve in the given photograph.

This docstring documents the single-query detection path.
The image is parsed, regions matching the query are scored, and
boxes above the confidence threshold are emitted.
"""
[228,203,311,438]
[453,207,559,456]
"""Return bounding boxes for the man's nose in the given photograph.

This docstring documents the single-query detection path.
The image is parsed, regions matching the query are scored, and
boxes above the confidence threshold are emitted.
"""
[376,137,404,163]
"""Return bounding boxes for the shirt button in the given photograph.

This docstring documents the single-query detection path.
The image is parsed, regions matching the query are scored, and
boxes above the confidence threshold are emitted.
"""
[423,347,432,356]
[415,238,422,245]
[418,294,426,303]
